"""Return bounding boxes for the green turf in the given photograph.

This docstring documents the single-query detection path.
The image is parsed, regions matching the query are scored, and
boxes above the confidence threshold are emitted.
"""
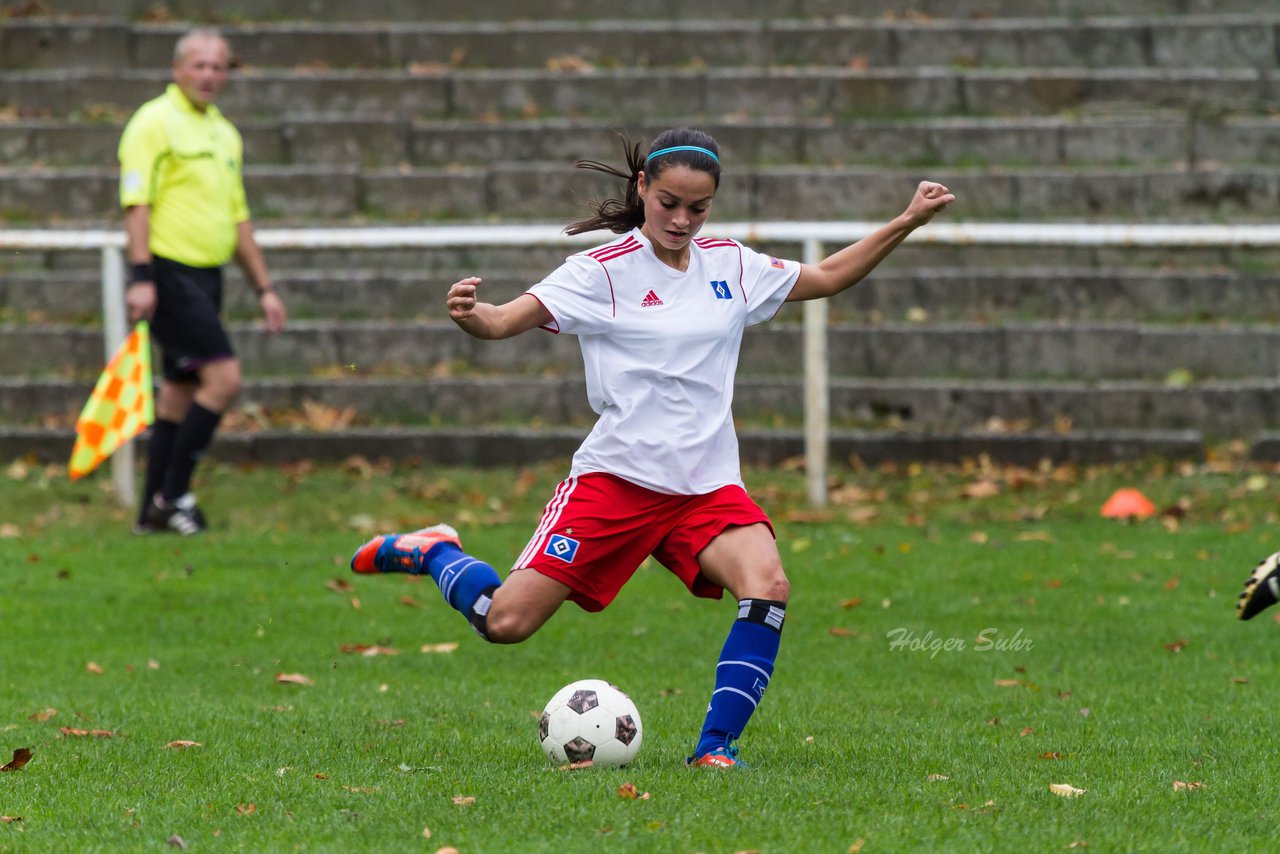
[1,456,1277,852]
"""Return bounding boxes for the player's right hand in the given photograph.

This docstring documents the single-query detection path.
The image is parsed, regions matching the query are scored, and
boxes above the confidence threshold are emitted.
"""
[125,281,156,323]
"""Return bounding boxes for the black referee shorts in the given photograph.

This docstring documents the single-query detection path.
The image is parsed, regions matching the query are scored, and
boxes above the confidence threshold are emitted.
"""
[150,255,235,382]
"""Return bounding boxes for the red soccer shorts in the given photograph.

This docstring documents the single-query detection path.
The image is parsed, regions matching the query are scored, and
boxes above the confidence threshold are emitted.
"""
[513,472,774,612]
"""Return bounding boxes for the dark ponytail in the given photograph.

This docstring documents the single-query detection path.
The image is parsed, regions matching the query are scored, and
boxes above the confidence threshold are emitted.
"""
[566,128,722,236]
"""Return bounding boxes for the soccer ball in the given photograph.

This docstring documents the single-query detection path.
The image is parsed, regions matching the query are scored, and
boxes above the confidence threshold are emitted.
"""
[539,678,643,767]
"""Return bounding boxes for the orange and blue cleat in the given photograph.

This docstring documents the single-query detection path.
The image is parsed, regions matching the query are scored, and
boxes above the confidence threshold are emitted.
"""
[688,745,747,769]
[351,523,461,575]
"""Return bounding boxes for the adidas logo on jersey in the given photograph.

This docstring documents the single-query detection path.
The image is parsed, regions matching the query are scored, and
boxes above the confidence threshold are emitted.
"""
[640,289,664,307]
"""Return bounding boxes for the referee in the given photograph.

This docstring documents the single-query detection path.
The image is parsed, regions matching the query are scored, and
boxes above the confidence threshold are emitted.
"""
[119,28,286,534]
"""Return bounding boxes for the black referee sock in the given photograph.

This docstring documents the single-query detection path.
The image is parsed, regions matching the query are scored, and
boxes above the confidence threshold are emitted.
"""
[162,402,222,503]
[138,418,179,523]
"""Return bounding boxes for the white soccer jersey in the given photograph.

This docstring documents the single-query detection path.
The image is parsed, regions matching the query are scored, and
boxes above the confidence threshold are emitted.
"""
[526,227,801,495]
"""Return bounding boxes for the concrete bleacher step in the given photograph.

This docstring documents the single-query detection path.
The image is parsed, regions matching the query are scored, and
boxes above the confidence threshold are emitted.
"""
[6,320,1280,381]
[7,163,1280,222]
[6,375,1279,437]
[8,268,1280,325]
[8,115,1280,170]
[0,423,1209,469]
[5,16,1276,71]
[3,67,1273,121]
[32,0,1280,22]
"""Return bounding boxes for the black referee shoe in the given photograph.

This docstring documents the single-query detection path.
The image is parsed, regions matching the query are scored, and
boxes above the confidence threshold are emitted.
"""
[146,493,208,536]
[1237,550,1280,621]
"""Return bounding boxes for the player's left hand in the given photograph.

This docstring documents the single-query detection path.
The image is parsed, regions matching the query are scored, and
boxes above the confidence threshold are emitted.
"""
[904,180,955,227]
[260,290,287,333]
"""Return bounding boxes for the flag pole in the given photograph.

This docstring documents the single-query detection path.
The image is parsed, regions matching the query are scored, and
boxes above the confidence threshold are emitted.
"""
[101,246,135,507]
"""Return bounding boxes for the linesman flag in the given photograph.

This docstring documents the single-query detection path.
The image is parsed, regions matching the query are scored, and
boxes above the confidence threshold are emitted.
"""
[69,321,154,480]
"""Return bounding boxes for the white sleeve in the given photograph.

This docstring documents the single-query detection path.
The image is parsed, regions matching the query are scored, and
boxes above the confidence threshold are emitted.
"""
[740,244,801,326]
[526,253,615,335]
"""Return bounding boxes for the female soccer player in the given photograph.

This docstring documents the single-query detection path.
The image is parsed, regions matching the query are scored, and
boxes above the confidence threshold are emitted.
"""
[352,128,954,767]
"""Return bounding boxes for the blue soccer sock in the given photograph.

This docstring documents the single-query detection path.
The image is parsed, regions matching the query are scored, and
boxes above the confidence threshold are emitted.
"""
[693,598,786,758]
[421,542,502,640]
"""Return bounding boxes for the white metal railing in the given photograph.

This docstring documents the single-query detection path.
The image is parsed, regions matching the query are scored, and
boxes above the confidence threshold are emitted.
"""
[6,221,1280,507]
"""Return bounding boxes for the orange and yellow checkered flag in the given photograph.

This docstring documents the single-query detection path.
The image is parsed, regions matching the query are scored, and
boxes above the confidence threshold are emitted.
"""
[69,321,154,480]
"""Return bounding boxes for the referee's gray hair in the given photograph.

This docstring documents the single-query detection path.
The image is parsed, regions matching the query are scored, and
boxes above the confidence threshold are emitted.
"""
[174,27,230,64]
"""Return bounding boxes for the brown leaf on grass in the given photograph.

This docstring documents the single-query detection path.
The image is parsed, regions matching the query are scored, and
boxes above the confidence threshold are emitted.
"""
[59,728,115,738]
[451,795,476,805]
[1230,676,1250,684]
[1163,576,1181,591]
[236,803,255,815]
[275,673,314,686]
[314,773,330,780]
[617,782,650,800]
[969,530,989,544]
[325,578,354,593]
[399,595,422,607]
[340,644,400,657]
[1017,531,1052,542]
[962,480,1000,499]
[0,748,32,771]
[1040,751,1066,760]
[1162,639,1188,653]
[559,760,594,771]
[86,661,104,674]
[164,741,202,749]
[341,786,380,794]
[993,678,1023,687]
[421,642,460,654]
[848,840,866,854]
[27,708,56,722]
[349,597,361,610]
[827,626,856,637]
[839,597,862,609]
[1049,783,1086,798]
[1019,727,1034,737]
[1173,780,1206,791]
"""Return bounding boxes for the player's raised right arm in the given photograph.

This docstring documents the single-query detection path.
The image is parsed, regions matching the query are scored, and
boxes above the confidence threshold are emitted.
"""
[446,278,552,340]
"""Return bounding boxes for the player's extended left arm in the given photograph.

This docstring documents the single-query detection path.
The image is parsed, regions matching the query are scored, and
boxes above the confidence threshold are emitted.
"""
[787,180,954,303]
[234,220,287,333]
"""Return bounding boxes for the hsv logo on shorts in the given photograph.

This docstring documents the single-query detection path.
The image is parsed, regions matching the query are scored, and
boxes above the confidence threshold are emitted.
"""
[544,533,581,564]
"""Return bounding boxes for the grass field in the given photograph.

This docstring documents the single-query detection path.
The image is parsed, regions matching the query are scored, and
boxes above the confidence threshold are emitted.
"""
[1,453,1278,853]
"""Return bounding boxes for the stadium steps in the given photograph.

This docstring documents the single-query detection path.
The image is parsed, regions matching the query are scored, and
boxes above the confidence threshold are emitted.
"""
[3,5,1280,467]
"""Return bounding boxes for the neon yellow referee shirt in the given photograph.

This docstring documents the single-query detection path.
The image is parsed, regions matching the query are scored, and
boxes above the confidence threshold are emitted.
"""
[118,83,250,268]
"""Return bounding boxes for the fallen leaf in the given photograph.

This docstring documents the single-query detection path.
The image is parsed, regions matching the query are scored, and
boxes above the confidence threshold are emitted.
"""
[1230,676,1250,684]
[86,661,104,674]
[1040,751,1066,760]
[399,595,422,607]
[167,834,186,849]
[926,774,949,782]
[839,597,862,608]
[451,795,476,805]
[559,760,595,771]
[828,626,855,637]
[422,826,432,838]
[325,578,355,593]
[340,644,400,656]
[1162,639,1188,653]
[0,748,32,771]
[963,480,1000,499]
[341,786,380,794]
[421,642,460,654]
[275,673,314,686]
[849,841,866,854]
[59,728,115,738]
[1173,780,1206,791]
[314,773,330,780]
[164,741,202,749]
[1049,783,1086,798]
[1017,532,1052,542]
[236,803,255,816]
[969,531,989,544]
[617,782,650,799]
[993,678,1023,687]
[27,708,56,722]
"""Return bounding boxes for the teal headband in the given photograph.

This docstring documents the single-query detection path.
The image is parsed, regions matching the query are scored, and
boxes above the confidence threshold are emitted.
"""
[645,145,719,163]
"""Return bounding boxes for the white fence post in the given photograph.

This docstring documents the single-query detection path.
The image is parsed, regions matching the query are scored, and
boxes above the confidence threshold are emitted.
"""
[100,245,134,507]
[802,238,829,507]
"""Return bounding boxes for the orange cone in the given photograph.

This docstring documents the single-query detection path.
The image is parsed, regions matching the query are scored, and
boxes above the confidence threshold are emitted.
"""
[1100,488,1156,519]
